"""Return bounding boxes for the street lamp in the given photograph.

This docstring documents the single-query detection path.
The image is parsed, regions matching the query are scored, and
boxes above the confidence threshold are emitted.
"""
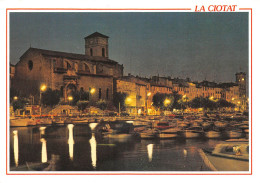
[125,97,133,115]
[164,98,171,106]
[146,92,152,115]
[68,96,73,105]
[89,88,96,103]
[40,84,47,116]
[13,96,18,101]
[90,88,96,94]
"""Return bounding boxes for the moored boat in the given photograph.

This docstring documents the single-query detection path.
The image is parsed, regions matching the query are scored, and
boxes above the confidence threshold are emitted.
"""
[199,139,249,171]
[205,130,221,139]
[183,126,204,138]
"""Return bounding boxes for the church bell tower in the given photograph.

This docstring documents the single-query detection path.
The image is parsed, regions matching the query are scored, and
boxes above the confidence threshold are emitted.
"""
[84,32,109,58]
[236,72,246,98]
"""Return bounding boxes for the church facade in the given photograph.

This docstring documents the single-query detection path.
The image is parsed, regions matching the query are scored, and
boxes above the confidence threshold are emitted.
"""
[12,32,124,104]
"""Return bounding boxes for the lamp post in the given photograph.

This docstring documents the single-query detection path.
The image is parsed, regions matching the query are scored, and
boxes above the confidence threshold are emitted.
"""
[89,88,96,103]
[68,96,73,105]
[126,97,132,115]
[39,84,47,116]
[146,92,151,115]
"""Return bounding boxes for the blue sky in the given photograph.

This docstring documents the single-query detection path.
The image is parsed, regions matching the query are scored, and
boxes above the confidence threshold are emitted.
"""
[9,12,248,82]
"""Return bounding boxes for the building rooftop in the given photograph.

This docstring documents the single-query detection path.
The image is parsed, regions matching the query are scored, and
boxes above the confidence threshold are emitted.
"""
[21,47,118,65]
[84,32,109,39]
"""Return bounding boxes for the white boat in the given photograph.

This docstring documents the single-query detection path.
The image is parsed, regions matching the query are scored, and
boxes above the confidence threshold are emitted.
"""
[199,139,249,171]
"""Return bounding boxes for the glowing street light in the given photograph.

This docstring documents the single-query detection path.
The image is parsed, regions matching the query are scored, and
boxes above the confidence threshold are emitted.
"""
[146,92,152,115]
[164,98,171,106]
[90,88,96,94]
[40,84,47,116]
[13,96,18,101]
[40,84,47,92]
[126,97,132,103]
[68,96,73,105]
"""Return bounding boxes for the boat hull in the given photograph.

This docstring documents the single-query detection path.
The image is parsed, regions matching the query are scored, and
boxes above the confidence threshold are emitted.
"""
[199,149,249,171]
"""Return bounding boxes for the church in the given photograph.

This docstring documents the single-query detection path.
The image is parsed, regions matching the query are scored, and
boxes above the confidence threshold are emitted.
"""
[12,32,124,104]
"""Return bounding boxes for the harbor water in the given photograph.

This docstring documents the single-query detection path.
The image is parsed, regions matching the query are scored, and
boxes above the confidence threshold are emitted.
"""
[8,123,236,171]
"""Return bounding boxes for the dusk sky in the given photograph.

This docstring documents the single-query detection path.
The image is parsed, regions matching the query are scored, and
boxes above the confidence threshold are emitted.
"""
[9,12,248,83]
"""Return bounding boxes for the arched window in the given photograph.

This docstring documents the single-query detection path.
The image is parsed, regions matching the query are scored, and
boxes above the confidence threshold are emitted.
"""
[66,62,71,70]
[84,63,90,73]
[28,60,33,70]
[90,48,93,56]
[102,48,105,57]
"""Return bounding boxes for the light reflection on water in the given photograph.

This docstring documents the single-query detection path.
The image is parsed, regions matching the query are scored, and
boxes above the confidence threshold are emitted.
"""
[40,138,47,163]
[13,130,18,167]
[67,124,74,161]
[10,125,222,171]
[89,133,97,169]
[147,144,153,162]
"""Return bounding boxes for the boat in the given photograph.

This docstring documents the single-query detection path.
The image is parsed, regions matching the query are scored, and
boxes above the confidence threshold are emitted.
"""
[205,130,221,139]
[10,117,35,127]
[199,139,249,171]
[214,121,227,128]
[139,129,159,139]
[158,132,178,139]
[10,154,60,171]
[183,126,204,138]
[226,129,243,139]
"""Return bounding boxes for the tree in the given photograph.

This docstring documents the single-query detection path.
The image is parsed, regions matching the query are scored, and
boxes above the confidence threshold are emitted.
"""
[77,100,89,112]
[190,97,203,109]
[113,92,127,111]
[71,90,89,105]
[190,97,218,111]
[96,99,107,110]
[170,91,183,110]
[152,93,167,109]
[12,98,28,111]
[217,99,236,108]
[41,89,60,107]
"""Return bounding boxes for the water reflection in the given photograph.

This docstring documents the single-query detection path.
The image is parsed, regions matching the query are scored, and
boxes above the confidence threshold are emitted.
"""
[183,149,187,158]
[13,130,19,167]
[40,138,47,163]
[89,123,98,131]
[67,124,74,160]
[89,133,97,169]
[147,144,153,162]
[39,127,46,136]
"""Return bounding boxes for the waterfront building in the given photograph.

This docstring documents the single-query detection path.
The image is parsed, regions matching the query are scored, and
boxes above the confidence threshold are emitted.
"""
[116,75,150,115]
[11,32,123,104]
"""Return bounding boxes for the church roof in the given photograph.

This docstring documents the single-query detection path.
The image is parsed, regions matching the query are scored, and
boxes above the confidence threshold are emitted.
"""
[21,47,118,65]
[84,32,109,39]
